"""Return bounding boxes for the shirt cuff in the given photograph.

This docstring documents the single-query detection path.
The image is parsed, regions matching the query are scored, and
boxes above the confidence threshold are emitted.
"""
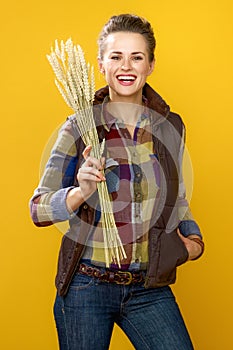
[178,220,202,239]
[51,187,79,221]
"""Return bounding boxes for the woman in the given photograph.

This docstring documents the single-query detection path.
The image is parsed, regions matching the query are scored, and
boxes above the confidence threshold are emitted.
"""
[30,14,204,350]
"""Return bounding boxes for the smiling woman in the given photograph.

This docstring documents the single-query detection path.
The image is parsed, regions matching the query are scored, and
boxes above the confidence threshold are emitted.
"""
[98,32,155,104]
[29,13,204,350]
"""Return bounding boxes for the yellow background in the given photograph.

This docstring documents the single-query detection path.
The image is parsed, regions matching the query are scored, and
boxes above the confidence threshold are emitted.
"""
[1,0,232,349]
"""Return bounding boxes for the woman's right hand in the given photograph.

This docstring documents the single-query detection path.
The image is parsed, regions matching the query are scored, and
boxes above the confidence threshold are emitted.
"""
[77,145,106,200]
[66,145,105,212]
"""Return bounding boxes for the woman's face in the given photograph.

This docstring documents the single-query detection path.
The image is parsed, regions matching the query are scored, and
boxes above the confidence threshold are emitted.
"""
[99,32,155,104]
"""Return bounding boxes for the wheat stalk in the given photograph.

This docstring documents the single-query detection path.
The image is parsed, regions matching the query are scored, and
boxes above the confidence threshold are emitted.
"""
[47,38,126,267]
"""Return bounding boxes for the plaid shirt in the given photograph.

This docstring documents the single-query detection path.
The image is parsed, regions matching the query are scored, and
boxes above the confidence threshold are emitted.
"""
[30,101,201,271]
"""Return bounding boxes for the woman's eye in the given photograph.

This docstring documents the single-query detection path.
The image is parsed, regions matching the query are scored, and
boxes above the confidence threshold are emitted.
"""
[111,56,121,60]
[133,56,143,61]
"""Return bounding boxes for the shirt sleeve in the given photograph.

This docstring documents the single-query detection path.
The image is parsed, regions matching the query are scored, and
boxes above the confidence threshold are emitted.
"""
[29,118,79,227]
[177,126,202,239]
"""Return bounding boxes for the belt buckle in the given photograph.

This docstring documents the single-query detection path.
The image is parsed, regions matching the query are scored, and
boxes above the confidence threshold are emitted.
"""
[115,271,133,285]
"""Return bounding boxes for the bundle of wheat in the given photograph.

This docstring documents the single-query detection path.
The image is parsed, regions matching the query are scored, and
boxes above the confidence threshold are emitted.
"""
[47,39,126,267]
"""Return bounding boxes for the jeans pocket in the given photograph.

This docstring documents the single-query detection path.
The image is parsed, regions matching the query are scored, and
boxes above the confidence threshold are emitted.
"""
[69,273,94,291]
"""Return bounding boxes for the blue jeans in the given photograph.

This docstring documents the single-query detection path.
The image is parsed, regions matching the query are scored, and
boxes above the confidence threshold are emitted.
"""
[54,269,194,350]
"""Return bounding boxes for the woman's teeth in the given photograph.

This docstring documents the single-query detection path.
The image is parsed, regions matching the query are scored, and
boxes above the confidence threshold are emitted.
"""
[117,75,136,81]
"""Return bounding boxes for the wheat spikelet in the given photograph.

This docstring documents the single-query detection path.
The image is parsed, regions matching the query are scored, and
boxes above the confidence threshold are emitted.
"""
[47,39,126,267]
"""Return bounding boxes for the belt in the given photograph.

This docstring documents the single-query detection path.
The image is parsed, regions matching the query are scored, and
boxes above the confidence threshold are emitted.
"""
[77,263,145,285]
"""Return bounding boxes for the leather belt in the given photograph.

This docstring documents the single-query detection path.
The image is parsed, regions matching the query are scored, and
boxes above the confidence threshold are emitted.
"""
[77,263,145,285]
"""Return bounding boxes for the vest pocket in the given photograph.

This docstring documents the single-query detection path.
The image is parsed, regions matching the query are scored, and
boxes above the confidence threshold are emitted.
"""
[157,230,189,282]
[146,228,189,287]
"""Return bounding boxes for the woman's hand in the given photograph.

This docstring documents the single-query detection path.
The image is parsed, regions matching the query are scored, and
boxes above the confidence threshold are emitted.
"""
[66,145,105,212]
[77,145,105,200]
[177,231,203,260]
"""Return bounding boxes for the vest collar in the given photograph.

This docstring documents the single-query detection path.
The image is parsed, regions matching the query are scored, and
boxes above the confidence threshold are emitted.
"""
[93,83,170,118]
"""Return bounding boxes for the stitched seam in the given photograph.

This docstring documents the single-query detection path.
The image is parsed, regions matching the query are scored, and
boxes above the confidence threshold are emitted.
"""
[120,315,151,350]
[60,297,70,349]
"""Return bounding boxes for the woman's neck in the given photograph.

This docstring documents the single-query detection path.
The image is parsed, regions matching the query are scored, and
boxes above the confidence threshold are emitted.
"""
[106,101,144,127]
[107,89,144,126]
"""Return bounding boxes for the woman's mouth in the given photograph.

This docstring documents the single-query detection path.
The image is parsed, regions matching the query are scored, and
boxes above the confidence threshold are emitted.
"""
[116,75,136,85]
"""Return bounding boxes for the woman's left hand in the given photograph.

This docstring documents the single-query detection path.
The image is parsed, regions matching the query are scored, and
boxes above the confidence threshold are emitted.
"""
[177,231,203,260]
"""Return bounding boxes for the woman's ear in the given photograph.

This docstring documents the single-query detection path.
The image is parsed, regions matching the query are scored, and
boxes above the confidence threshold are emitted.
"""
[147,59,155,76]
[98,58,105,74]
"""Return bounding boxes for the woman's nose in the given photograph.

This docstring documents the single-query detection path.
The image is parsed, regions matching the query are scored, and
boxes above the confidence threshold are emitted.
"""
[121,59,131,70]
